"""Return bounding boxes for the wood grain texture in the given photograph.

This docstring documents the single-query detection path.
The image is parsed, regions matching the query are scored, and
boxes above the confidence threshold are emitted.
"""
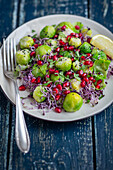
[7,0,94,169]
[90,0,113,169]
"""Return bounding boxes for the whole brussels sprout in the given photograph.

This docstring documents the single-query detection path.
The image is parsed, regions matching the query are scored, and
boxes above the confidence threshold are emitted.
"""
[55,57,72,72]
[36,45,51,59]
[72,60,80,72]
[16,49,30,65]
[63,92,83,112]
[40,26,56,38]
[19,36,34,49]
[33,86,46,103]
[69,38,81,48]
[56,22,78,33]
[50,74,64,82]
[80,42,91,53]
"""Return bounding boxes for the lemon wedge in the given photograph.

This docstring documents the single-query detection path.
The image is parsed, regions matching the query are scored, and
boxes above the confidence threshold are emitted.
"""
[90,34,113,59]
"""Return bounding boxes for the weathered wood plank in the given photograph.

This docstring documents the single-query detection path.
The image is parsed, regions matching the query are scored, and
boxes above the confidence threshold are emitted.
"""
[0,0,19,169]
[8,0,94,170]
[90,0,113,169]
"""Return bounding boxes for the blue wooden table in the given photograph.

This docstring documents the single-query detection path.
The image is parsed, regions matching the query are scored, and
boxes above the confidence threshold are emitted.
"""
[0,0,113,169]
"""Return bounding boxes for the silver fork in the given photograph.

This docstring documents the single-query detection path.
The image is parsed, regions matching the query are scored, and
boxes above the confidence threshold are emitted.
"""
[3,38,30,153]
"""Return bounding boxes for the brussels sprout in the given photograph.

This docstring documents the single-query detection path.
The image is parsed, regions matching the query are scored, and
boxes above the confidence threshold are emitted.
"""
[63,92,83,112]
[56,22,79,33]
[93,59,111,79]
[45,39,57,49]
[55,57,72,72]
[72,60,80,72]
[80,42,91,53]
[69,38,81,48]
[19,36,34,49]
[32,63,47,78]
[40,26,56,38]
[36,45,51,59]
[33,86,46,103]
[70,79,81,92]
[92,48,107,60]
[50,74,64,82]
[16,49,30,65]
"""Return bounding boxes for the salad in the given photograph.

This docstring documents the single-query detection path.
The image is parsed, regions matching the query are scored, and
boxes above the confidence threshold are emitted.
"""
[15,21,113,114]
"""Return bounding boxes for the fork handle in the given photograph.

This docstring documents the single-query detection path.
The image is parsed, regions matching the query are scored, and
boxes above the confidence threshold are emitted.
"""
[15,81,30,153]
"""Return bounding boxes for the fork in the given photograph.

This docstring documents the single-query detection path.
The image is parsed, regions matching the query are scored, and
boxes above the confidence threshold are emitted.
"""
[3,38,30,153]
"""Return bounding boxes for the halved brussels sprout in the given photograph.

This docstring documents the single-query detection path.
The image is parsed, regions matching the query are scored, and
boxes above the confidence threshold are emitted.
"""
[36,45,51,59]
[33,86,46,103]
[19,36,34,49]
[63,92,83,112]
[50,74,64,82]
[16,49,30,65]
[40,25,56,38]
[72,60,80,72]
[55,57,72,72]
[69,38,81,48]
[70,79,81,92]
[32,63,47,78]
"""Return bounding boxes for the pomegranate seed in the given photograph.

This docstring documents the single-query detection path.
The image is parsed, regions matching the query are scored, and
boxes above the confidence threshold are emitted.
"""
[95,84,100,89]
[49,68,55,74]
[59,39,65,46]
[68,46,74,51]
[31,78,36,83]
[81,80,86,87]
[33,38,36,42]
[86,53,92,57]
[52,87,59,95]
[70,33,76,36]
[79,33,82,37]
[81,56,86,60]
[78,70,83,77]
[75,25,80,30]
[84,60,91,65]
[47,82,52,87]
[69,72,74,79]
[87,37,91,43]
[89,77,94,81]
[56,84,62,91]
[58,55,63,58]
[64,46,69,51]
[61,25,66,30]
[34,44,38,48]
[54,70,59,76]
[55,107,62,113]
[82,73,87,77]
[65,71,72,77]
[56,47,60,52]
[49,56,52,59]
[66,35,72,41]
[83,77,89,83]
[63,82,70,88]
[30,51,36,57]
[55,94,61,101]
[89,61,93,67]
[19,85,26,91]
[37,60,43,65]
[39,44,42,46]
[97,79,102,84]
[71,57,75,62]
[74,33,79,38]
[36,76,41,84]
[54,34,58,38]
[45,74,50,80]
[63,90,70,95]
[53,55,58,61]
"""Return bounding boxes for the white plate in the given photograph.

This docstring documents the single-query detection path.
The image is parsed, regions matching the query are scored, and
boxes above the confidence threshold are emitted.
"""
[0,14,113,122]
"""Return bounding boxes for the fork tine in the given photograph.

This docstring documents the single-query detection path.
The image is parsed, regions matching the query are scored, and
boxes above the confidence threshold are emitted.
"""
[10,38,14,71]
[7,38,11,71]
[3,38,7,72]
[13,38,17,68]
